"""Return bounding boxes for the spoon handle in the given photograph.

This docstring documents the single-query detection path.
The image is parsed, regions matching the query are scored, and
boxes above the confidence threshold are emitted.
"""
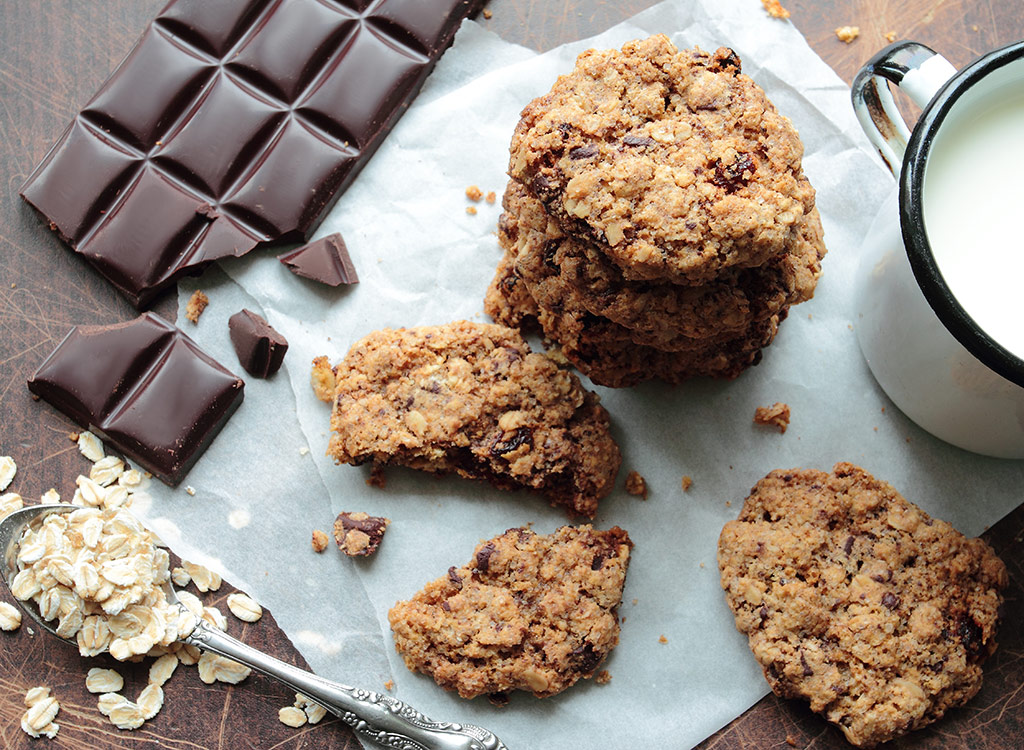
[184,621,508,750]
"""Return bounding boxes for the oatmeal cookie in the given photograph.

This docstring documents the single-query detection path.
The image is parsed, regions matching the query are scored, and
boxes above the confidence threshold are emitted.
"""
[718,463,1007,747]
[502,181,824,346]
[388,525,632,699]
[488,263,781,387]
[509,36,816,283]
[324,321,620,517]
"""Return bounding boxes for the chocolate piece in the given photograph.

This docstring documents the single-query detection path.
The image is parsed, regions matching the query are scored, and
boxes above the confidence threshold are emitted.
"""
[333,511,390,557]
[278,233,358,287]
[20,0,483,307]
[228,309,289,378]
[27,313,244,485]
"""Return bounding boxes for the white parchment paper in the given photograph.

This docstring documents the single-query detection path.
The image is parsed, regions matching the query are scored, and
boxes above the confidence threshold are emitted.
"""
[146,1,1024,747]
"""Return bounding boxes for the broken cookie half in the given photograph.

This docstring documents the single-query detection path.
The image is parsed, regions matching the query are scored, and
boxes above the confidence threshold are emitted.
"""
[315,320,621,517]
[718,462,1007,747]
[389,524,632,700]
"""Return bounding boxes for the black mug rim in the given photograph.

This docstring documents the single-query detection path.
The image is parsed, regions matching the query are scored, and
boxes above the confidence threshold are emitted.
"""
[900,39,1024,389]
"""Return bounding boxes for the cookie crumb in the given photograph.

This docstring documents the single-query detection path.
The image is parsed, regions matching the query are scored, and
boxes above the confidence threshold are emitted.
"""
[334,511,390,556]
[786,735,799,747]
[310,355,337,403]
[466,206,478,215]
[367,465,387,489]
[185,485,196,496]
[312,529,329,553]
[185,290,209,324]
[624,471,647,499]
[482,8,492,19]
[761,0,790,18]
[681,475,693,492]
[595,670,612,685]
[658,635,668,644]
[465,185,483,201]
[384,679,395,691]
[754,402,790,433]
[835,26,860,43]
[485,191,496,204]
[67,431,79,442]
[884,30,897,43]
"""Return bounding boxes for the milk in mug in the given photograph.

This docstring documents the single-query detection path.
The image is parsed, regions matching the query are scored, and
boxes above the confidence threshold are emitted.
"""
[922,90,1024,361]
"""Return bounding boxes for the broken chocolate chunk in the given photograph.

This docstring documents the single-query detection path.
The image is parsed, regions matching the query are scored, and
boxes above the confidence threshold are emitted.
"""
[333,511,390,557]
[569,144,598,159]
[228,309,289,378]
[622,134,656,147]
[475,542,497,574]
[278,233,358,287]
[711,153,756,192]
[27,313,244,485]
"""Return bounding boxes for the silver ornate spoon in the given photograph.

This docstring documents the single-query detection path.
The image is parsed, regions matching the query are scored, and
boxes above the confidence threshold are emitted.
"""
[0,504,508,750]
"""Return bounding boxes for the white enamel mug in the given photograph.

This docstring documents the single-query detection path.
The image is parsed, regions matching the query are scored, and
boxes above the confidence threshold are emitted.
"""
[852,41,1024,458]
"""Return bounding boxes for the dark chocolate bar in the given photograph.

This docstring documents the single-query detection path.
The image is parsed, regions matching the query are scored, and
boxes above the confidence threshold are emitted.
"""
[28,313,244,485]
[278,233,359,286]
[229,309,289,378]
[21,0,483,307]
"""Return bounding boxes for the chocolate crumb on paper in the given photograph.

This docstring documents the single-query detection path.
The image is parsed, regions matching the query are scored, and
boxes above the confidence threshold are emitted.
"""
[754,402,791,433]
[334,511,390,556]
[185,290,209,324]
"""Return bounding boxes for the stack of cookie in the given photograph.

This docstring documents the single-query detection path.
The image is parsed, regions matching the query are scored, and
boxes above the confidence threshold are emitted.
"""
[485,35,826,387]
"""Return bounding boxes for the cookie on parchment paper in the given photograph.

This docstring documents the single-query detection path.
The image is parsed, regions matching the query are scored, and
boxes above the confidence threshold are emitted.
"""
[323,321,620,517]
[389,524,632,700]
[717,463,1007,747]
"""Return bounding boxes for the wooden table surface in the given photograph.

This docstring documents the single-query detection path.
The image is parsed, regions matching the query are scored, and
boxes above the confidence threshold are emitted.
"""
[1,1,1022,748]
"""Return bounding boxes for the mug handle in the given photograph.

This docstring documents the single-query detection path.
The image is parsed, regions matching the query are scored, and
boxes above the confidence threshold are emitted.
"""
[851,41,957,177]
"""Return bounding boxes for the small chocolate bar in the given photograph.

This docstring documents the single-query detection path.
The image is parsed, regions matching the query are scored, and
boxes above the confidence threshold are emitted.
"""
[278,233,359,286]
[229,309,289,377]
[21,0,484,307]
[28,314,244,485]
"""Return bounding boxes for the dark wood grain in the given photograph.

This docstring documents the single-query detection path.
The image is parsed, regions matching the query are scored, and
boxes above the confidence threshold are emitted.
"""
[1,1,1022,748]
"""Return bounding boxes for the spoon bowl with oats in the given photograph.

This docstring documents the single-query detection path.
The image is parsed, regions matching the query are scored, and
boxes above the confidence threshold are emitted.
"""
[0,503,509,750]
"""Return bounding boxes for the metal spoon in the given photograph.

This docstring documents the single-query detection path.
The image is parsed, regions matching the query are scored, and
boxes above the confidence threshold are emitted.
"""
[0,504,508,750]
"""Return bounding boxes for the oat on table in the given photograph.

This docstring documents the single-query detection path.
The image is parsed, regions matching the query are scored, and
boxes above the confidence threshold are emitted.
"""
[509,36,817,284]
[717,462,1007,747]
[323,321,621,517]
[389,525,632,699]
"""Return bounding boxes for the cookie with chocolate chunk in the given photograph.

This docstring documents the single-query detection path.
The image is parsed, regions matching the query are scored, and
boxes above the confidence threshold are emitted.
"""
[509,36,816,284]
[501,181,824,346]
[389,525,632,699]
[323,321,620,517]
[717,463,1007,748]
